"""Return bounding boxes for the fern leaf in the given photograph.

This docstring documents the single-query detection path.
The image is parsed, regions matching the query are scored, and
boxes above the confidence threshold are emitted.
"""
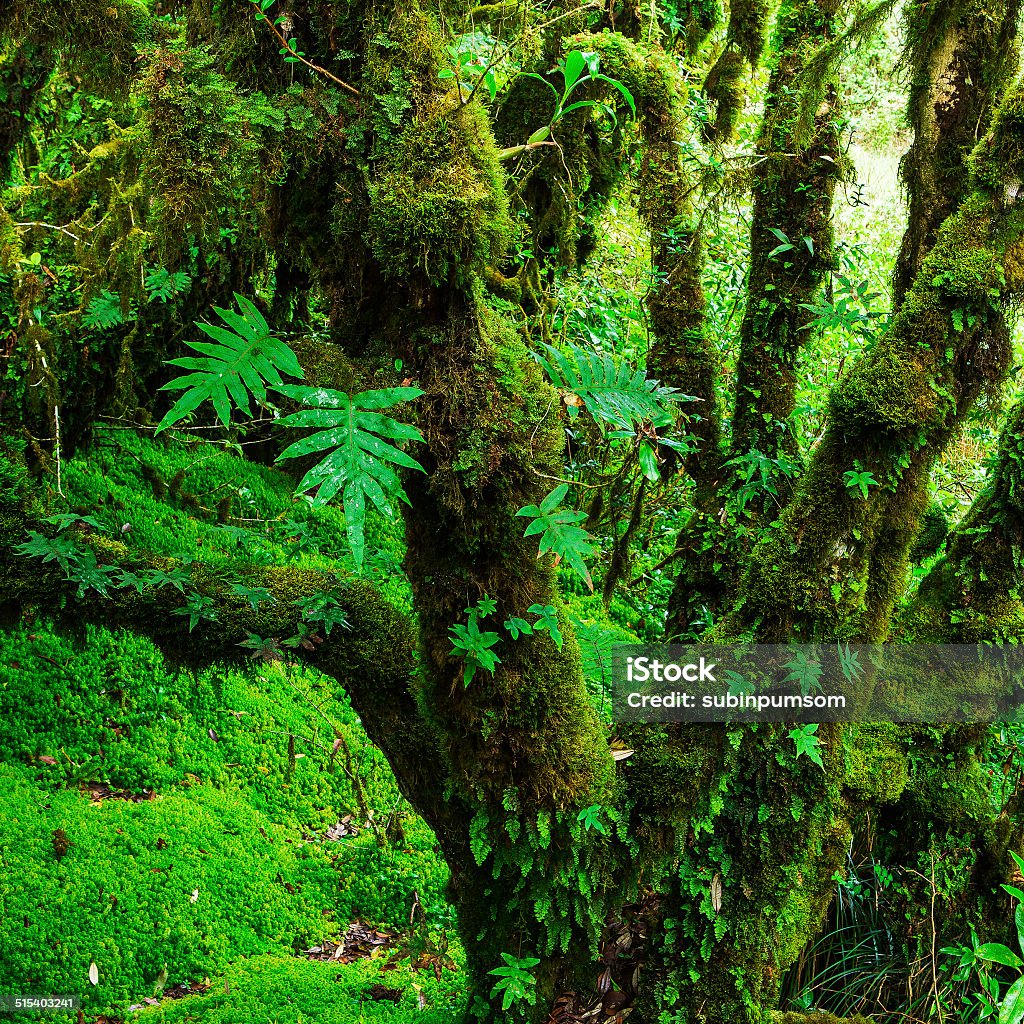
[276,385,425,570]
[535,342,682,432]
[156,294,303,432]
[516,483,595,590]
[83,290,127,330]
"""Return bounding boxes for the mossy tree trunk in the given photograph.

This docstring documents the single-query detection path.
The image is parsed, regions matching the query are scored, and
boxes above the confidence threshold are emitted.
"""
[6,2,1024,1023]
[665,0,847,640]
[861,0,1021,640]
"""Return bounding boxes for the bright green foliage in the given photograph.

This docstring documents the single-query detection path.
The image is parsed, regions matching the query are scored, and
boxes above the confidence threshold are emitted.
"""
[230,582,277,610]
[526,603,563,650]
[519,50,636,143]
[172,589,218,631]
[5,0,1024,1020]
[157,294,304,432]
[293,591,351,636]
[576,803,607,834]
[275,385,425,571]
[0,621,452,1015]
[449,603,503,685]
[135,955,466,1023]
[842,464,880,499]
[15,516,119,598]
[59,428,411,610]
[947,862,1024,1024]
[516,484,595,590]
[487,953,541,1011]
[0,764,338,1012]
[144,267,191,303]
[788,723,824,768]
[504,616,533,639]
[783,649,823,696]
[535,342,681,433]
[82,289,127,329]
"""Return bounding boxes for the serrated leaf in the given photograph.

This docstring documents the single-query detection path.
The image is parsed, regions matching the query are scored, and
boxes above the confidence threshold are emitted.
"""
[534,342,683,434]
[83,290,127,330]
[516,487,594,590]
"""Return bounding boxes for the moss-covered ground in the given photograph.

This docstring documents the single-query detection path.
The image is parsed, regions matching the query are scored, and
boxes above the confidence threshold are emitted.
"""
[0,428,634,1021]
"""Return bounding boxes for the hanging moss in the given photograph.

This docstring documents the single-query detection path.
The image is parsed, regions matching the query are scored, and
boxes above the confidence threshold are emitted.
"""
[0,0,154,88]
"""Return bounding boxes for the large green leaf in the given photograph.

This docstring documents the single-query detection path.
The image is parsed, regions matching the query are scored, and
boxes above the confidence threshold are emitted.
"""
[157,294,304,432]
[516,483,595,590]
[977,944,1024,969]
[1001,975,1024,1024]
[535,342,684,433]
[276,385,425,569]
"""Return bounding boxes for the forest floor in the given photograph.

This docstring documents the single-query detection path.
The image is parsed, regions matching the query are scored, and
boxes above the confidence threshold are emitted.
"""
[0,432,634,1022]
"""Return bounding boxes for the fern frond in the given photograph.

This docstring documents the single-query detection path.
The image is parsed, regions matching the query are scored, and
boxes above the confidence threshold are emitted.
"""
[83,290,127,330]
[516,483,595,590]
[535,342,682,432]
[156,293,303,432]
[275,385,425,569]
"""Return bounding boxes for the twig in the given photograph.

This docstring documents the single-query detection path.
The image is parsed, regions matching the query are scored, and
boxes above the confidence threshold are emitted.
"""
[14,221,87,246]
[530,467,602,489]
[252,6,360,97]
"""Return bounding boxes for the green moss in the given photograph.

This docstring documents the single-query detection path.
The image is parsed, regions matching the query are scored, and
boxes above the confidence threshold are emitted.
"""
[61,428,411,613]
[909,501,950,563]
[135,954,466,1023]
[0,762,340,1015]
[0,0,153,87]
[137,45,284,248]
[728,85,1024,642]
[843,724,909,804]
[0,624,401,828]
[900,398,1024,641]
[363,6,512,286]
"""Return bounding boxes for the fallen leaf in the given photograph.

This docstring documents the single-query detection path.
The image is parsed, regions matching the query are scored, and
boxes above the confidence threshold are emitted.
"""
[711,873,723,915]
[89,962,99,986]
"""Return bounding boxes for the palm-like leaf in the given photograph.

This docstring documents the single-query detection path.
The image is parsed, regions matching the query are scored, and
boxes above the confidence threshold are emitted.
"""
[275,385,425,569]
[535,342,682,432]
[156,293,303,432]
